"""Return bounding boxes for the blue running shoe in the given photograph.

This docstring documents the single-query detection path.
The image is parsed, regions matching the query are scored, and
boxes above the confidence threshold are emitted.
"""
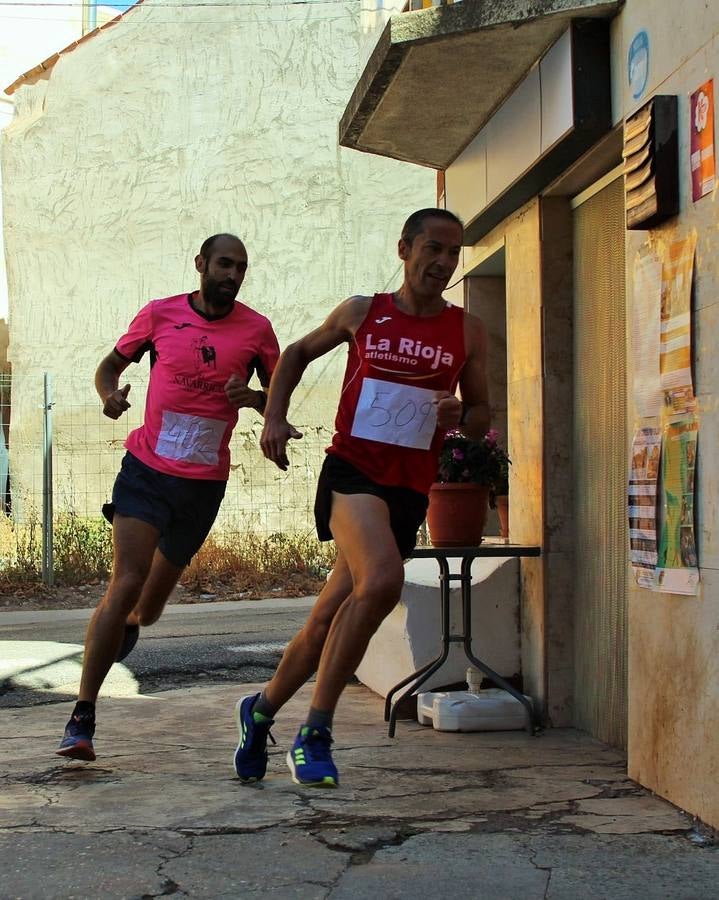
[116,623,140,662]
[286,725,338,787]
[233,693,275,783]
[56,710,96,761]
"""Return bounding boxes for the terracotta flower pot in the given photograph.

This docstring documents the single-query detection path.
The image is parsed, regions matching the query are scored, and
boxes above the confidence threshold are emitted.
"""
[426,482,490,547]
[494,494,509,541]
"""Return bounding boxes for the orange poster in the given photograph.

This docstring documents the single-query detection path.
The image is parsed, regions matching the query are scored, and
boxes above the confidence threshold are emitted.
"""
[691,79,715,202]
[659,232,697,394]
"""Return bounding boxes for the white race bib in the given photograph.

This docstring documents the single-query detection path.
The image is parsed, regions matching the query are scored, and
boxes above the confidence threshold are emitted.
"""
[156,411,226,465]
[350,377,438,450]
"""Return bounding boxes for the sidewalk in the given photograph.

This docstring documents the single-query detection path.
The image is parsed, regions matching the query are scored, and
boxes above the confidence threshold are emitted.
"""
[2,682,717,899]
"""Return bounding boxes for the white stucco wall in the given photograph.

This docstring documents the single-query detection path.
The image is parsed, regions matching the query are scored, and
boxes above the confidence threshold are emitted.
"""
[0,97,13,320]
[1,0,85,321]
[1,0,433,529]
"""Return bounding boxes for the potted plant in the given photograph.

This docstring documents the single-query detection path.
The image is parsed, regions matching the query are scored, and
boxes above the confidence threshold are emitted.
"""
[427,429,509,547]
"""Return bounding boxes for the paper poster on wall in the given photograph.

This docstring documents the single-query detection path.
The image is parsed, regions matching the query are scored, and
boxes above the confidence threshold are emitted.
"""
[656,416,699,595]
[659,232,697,393]
[690,78,715,202]
[631,248,663,417]
[628,426,661,588]
[664,385,697,418]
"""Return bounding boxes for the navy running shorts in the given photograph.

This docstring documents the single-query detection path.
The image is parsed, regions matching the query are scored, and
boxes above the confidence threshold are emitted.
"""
[102,452,226,567]
[314,453,428,559]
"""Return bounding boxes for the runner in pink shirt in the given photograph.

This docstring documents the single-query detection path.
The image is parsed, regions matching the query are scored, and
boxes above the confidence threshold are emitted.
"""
[57,234,288,762]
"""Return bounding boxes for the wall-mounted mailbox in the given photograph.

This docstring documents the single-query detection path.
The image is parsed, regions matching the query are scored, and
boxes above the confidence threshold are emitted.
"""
[624,95,679,230]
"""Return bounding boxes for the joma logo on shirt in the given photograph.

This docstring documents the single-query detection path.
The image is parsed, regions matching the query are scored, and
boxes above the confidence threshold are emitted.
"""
[365,334,454,370]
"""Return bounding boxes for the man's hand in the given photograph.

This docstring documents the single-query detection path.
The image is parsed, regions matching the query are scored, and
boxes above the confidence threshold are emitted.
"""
[224,374,263,411]
[103,384,131,420]
[260,417,303,471]
[434,391,463,430]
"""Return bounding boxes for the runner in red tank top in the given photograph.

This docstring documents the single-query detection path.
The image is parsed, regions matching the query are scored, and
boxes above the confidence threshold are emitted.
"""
[233,209,490,788]
[329,290,467,495]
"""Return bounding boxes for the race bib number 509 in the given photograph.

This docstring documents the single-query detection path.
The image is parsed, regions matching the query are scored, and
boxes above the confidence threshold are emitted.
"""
[350,377,438,450]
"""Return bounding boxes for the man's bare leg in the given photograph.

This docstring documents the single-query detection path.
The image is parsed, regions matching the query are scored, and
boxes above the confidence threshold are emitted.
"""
[232,553,353,783]
[127,549,184,627]
[285,493,404,786]
[78,515,159,702]
[262,552,353,711]
[57,515,160,760]
[309,493,404,713]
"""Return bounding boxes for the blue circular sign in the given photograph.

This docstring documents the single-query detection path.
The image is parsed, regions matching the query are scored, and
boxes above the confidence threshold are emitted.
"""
[628,30,650,101]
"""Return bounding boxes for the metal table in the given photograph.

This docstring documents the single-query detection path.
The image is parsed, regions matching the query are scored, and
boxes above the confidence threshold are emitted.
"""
[385,542,542,737]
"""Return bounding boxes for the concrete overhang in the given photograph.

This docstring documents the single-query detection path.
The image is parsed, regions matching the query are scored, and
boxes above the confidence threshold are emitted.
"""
[340,0,622,169]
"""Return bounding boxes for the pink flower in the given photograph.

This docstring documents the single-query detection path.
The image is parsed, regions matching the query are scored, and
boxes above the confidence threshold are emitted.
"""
[452,448,465,461]
[486,429,500,445]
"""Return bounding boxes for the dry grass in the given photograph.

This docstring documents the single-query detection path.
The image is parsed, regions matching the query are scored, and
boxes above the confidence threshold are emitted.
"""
[182,530,335,598]
[0,510,114,588]
[0,511,334,604]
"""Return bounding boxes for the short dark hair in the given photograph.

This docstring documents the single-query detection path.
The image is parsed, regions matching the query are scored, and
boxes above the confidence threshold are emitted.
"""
[401,208,463,247]
[199,233,244,262]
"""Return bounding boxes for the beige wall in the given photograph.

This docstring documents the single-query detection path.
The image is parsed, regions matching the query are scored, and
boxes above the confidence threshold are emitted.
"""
[439,0,718,824]
[615,0,719,829]
[1,0,433,528]
[539,196,575,727]
[466,275,506,539]
[610,0,719,125]
[464,200,558,720]
[466,276,507,445]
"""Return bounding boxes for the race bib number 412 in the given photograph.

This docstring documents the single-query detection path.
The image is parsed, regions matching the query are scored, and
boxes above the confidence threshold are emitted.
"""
[350,377,438,450]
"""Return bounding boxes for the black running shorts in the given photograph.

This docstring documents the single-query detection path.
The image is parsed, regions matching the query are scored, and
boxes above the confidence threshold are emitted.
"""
[314,453,428,559]
[102,452,226,567]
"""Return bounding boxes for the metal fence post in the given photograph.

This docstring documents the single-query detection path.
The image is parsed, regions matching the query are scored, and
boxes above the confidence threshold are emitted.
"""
[42,372,54,586]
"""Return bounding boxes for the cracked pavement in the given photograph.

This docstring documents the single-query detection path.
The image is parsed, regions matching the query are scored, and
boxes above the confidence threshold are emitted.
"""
[1,683,718,899]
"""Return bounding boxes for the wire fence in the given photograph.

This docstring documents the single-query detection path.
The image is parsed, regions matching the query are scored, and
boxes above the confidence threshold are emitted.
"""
[0,371,336,584]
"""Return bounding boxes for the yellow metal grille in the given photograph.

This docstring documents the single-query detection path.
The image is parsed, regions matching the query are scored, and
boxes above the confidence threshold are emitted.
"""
[572,176,628,749]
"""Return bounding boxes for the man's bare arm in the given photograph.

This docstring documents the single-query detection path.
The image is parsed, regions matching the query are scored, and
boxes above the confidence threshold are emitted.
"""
[261,296,371,469]
[95,350,133,420]
[224,375,268,413]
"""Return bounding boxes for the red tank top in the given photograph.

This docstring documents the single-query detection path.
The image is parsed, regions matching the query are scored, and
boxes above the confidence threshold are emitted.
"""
[328,292,467,495]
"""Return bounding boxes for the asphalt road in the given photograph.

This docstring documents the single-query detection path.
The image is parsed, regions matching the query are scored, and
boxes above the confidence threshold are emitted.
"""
[0,596,316,708]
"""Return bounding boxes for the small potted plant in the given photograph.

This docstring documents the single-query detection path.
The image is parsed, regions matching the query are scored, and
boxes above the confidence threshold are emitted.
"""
[487,431,511,541]
[427,429,509,547]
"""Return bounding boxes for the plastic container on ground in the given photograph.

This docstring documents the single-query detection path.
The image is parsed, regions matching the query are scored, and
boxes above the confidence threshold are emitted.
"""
[417,689,532,732]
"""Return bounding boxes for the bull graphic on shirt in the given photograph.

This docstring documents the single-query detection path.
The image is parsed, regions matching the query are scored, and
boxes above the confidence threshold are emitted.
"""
[193,336,217,370]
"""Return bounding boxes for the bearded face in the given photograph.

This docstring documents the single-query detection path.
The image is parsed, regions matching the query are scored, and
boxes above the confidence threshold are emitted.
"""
[196,236,248,314]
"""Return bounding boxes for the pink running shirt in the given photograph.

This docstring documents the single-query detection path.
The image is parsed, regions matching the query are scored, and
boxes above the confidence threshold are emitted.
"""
[115,293,280,480]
